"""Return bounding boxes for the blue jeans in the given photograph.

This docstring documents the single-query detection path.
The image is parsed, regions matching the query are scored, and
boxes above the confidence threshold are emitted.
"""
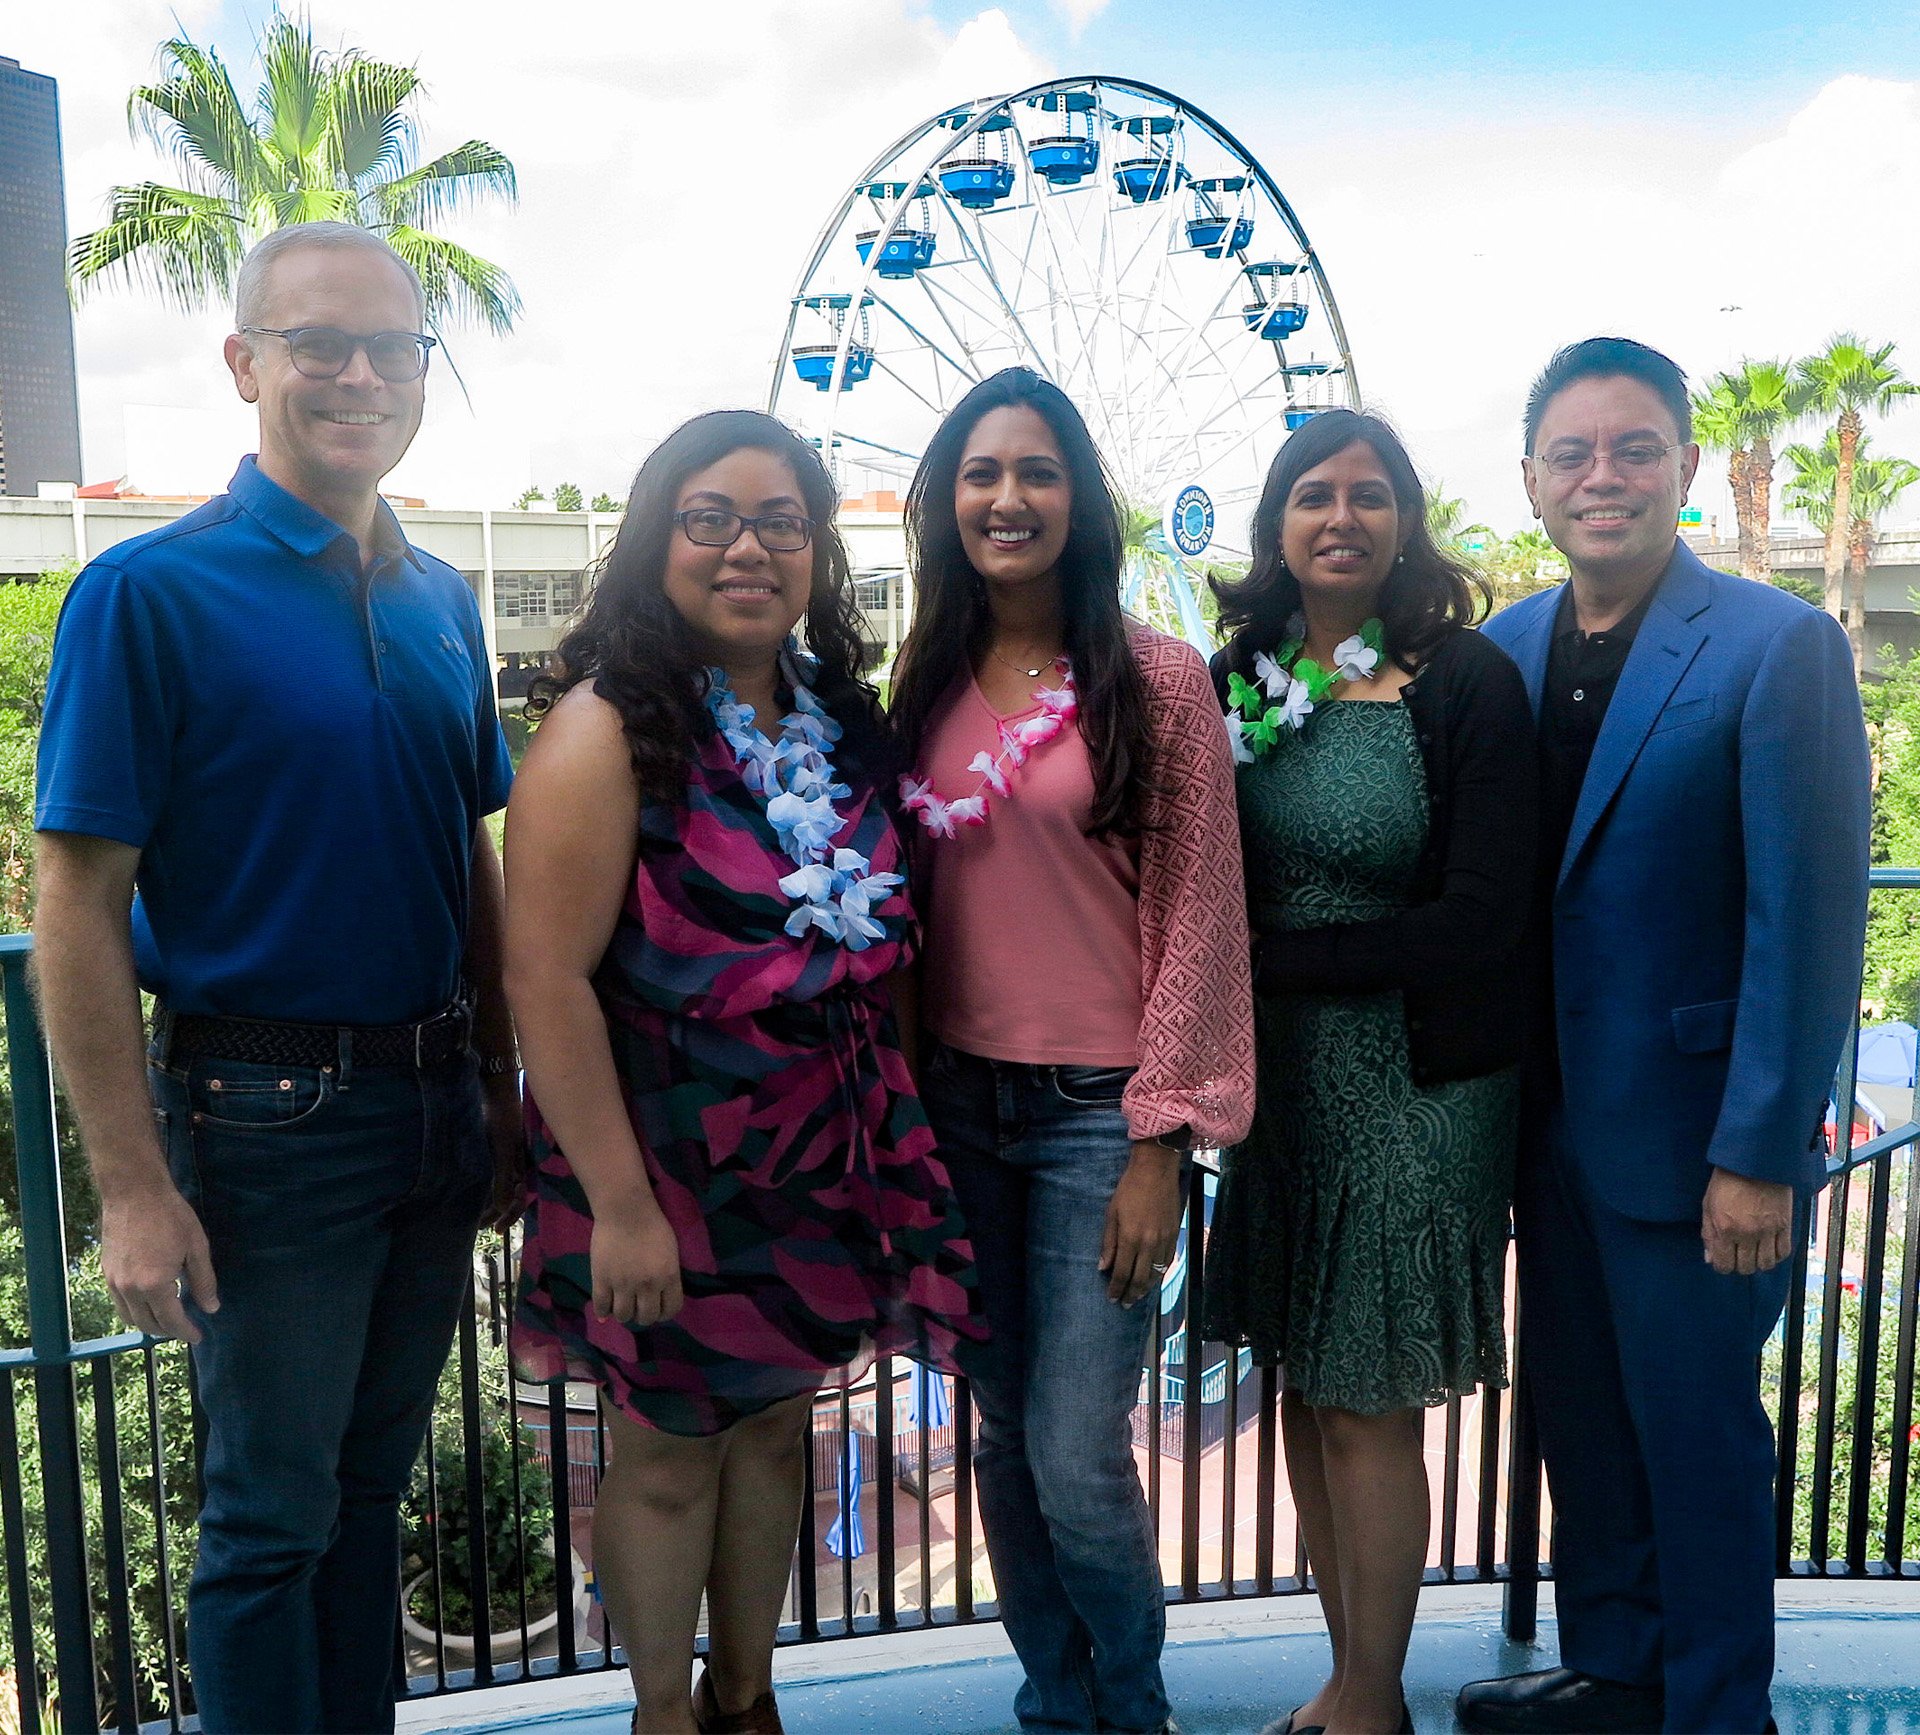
[149,1037,490,1734]
[921,1043,1169,1735]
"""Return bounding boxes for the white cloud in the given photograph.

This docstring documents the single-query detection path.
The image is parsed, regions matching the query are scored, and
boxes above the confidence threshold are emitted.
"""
[1056,0,1113,34]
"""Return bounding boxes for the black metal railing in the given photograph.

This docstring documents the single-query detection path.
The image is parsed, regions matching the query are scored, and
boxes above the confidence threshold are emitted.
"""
[1,875,1917,1728]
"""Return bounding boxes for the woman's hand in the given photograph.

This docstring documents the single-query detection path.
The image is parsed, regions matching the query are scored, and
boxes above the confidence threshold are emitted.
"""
[1099,1141,1184,1306]
[589,1195,685,1327]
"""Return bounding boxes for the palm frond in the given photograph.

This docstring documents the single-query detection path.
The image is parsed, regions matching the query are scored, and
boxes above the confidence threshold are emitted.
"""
[328,53,421,186]
[128,39,263,195]
[373,140,518,227]
[255,15,333,188]
[67,182,244,312]
[382,224,522,334]
[265,186,360,228]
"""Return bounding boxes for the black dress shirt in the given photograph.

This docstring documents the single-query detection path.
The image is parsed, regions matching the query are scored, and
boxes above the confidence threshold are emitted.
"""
[1540,584,1653,872]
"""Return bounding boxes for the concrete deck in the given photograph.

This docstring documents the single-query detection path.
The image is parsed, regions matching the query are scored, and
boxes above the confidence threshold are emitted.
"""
[397,1581,1920,1734]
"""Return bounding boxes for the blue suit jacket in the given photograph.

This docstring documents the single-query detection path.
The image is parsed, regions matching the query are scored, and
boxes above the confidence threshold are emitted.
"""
[1483,543,1870,1220]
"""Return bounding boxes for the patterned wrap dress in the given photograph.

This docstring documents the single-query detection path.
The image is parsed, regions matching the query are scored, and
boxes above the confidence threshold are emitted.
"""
[513,725,984,1436]
[1201,700,1516,1415]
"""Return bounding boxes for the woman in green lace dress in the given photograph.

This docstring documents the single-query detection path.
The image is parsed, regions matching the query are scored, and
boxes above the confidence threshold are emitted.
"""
[1203,411,1539,1735]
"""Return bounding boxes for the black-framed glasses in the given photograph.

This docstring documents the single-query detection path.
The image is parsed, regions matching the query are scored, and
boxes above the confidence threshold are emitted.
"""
[240,325,437,383]
[1532,440,1679,479]
[675,508,815,553]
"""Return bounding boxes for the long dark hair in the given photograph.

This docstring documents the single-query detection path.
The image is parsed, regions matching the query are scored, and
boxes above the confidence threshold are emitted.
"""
[889,368,1154,838]
[527,410,881,794]
[1212,409,1488,683]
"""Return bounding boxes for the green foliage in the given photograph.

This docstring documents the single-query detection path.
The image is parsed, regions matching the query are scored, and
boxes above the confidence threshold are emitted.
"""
[551,483,583,514]
[511,487,545,510]
[401,1332,555,1635]
[1479,529,1567,615]
[590,493,621,515]
[68,14,520,333]
[1863,644,1920,1018]
[0,569,75,934]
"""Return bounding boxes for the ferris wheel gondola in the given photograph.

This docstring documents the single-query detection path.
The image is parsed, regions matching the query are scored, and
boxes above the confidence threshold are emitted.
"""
[769,76,1360,647]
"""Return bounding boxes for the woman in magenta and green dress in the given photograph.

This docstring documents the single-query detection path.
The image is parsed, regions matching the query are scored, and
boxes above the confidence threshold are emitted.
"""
[505,410,980,1735]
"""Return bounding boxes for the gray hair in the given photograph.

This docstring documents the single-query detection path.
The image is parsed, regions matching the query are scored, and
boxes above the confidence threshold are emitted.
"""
[233,223,427,329]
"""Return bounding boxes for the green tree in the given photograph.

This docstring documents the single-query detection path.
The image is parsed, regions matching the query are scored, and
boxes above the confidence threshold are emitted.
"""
[551,482,583,514]
[1424,484,1489,551]
[1796,336,1917,666]
[1483,528,1566,613]
[1782,430,1920,629]
[512,486,545,510]
[68,15,520,333]
[1690,359,1808,584]
[590,492,620,514]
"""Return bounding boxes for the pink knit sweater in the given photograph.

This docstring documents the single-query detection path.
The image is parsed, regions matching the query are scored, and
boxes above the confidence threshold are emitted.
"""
[915,627,1254,1149]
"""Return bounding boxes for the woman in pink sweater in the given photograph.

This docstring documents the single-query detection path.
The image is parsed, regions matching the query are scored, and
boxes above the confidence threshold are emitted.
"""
[889,367,1254,1734]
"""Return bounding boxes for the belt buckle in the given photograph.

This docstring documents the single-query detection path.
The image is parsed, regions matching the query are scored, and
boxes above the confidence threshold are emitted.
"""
[414,1002,470,1068]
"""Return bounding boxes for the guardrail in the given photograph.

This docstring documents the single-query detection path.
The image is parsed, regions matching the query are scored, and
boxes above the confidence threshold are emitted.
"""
[1,874,1916,1728]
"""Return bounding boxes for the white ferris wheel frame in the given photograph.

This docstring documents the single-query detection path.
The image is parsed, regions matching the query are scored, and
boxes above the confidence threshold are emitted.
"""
[767,73,1361,541]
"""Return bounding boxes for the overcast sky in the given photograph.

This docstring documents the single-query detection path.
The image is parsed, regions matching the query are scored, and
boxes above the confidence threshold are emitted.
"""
[11,0,1920,537]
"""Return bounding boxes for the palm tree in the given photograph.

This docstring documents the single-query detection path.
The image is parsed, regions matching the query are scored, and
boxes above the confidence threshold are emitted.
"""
[1690,359,1807,583]
[69,15,520,333]
[1795,335,1916,659]
[1783,429,1920,653]
[1425,484,1491,553]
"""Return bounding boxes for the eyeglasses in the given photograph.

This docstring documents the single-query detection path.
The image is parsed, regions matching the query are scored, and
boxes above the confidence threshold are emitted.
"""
[240,325,437,383]
[1531,441,1679,479]
[675,508,815,553]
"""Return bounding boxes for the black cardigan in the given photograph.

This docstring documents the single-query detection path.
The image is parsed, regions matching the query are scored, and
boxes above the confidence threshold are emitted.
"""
[1210,625,1540,1086]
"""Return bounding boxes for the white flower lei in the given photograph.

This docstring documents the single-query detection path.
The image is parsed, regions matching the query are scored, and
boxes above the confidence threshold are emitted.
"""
[704,660,903,950]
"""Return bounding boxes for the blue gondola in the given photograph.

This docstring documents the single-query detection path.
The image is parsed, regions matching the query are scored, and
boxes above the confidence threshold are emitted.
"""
[790,294,875,392]
[1186,215,1253,255]
[854,181,938,280]
[1028,89,1100,186]
[1112,113,1181,203]
[938,109,1017,210]
[1284,406,1322,430]
[791,344,874,391]
[1031,137,1098,185]
[1245,301,1309,339]
[854,229,936,278]
[1187,176,1253,257]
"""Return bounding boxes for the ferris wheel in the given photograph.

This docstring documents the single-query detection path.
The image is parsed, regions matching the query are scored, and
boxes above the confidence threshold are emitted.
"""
[768,75,1361,646]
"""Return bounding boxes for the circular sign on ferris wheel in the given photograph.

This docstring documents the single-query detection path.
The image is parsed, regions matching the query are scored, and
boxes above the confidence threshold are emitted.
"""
[1168,485,1215,557]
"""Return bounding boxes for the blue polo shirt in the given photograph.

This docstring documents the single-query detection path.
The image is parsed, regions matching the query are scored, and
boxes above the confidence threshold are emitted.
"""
[36,457,514,1024]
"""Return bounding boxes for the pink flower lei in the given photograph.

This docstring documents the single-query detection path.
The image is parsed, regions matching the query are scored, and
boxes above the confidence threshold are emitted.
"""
[900,662,1079,839]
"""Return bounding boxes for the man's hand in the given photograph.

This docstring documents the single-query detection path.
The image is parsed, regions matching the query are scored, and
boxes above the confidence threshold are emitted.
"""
[481,1072,527,1232]
[101,1182,217,1343]
[1701,1167,1795,1276]
[1099,1141,1184,1306]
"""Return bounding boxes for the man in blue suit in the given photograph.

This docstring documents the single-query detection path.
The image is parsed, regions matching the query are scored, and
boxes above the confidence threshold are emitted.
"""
[1457,338,1870,1735]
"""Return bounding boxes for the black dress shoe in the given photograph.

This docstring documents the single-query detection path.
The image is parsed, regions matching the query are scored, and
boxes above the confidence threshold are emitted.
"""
[1455,1667,1663,1735]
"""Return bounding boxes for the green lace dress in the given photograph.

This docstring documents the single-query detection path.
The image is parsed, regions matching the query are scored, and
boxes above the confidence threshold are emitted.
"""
[1200,699,1517,1414]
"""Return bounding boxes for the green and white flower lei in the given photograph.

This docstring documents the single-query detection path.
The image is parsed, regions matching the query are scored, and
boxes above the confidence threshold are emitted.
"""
[1225,615,1386,763]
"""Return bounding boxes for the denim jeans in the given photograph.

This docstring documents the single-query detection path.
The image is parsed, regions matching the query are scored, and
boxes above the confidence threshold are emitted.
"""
[149,1035,490,1734]
[920,1042,1169,1735]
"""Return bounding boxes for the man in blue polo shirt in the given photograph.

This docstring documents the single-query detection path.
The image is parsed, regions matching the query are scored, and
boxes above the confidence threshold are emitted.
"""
[34,222,519,1732]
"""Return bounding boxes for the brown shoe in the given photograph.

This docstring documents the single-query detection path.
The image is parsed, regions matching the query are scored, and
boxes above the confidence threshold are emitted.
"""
[692,1664,785,1735]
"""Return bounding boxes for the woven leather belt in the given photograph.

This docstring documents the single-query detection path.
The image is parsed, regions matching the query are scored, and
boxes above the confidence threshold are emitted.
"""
[159,1000,472,1071]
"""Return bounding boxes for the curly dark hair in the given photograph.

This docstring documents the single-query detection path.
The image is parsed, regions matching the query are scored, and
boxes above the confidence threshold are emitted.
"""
[1212,408,1488,684]
[888,367,1154,838]
[527,410,884,795]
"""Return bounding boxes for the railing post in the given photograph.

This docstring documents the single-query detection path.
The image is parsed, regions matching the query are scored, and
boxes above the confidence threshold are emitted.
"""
[0,940,99,1723]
